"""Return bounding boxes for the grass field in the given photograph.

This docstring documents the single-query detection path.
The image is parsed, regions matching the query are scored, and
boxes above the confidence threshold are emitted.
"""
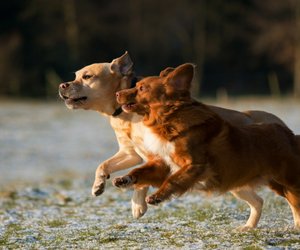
[1,98,300,249]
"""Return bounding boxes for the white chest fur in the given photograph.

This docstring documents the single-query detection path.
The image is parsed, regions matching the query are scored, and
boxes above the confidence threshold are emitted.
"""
[144,127,180,173]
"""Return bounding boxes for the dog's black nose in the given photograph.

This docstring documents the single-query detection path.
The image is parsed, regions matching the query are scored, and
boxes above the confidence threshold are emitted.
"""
[60,83,70,89]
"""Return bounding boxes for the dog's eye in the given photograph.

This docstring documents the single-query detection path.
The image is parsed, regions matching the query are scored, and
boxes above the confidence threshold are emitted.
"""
[139,86,145,91]
[83,74,93,80]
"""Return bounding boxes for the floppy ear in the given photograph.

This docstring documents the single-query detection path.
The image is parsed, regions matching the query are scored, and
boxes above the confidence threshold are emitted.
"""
[110,51,133,76]
[159,67,175,77]
[166,63,195,91]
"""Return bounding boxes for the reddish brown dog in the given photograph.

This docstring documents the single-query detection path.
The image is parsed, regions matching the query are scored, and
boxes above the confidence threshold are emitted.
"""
[114,63,300,230]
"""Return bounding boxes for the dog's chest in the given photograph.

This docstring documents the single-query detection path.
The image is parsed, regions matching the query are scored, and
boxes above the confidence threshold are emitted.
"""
[130,122,149,160]
[144,128,180,173]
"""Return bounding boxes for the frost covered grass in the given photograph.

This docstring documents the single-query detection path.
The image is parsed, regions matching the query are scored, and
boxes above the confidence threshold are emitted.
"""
[1,180,300,249]
[1,98,300,249]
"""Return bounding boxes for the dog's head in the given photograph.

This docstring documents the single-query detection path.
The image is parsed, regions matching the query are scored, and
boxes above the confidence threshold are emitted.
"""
[58,52,133,114]
[116,63,194,115]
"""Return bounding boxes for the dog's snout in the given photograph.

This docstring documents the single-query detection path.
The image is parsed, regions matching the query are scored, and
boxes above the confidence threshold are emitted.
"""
[116,88,137,104]
[60,82,70,89]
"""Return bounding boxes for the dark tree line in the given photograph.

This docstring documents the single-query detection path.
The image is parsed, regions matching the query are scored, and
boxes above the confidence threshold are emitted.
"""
[0,0,299,98]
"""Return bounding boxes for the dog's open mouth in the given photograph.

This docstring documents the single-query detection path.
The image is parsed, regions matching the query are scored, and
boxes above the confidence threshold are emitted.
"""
[62,95,88,103]
[121,103,137,112]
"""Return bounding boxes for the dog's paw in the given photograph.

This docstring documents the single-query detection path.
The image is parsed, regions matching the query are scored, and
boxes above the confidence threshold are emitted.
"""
[113,176,134,188]
[92,179,106,196]
[146,194,163,205]
[236,225,254,232]
[132,200,148,219]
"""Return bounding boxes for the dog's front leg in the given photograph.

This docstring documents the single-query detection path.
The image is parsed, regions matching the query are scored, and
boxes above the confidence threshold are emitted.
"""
[146,163,206,205]
[113,159,170,189]
[92,150,143,196]
[112,159,170,219]
[92,150,149,218]
[92,151,147,218]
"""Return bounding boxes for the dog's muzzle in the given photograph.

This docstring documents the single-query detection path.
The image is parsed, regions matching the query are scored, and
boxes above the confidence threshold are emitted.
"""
[59,82,87,103]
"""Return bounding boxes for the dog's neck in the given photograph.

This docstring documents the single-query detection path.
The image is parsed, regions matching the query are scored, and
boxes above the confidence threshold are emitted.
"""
[143,100,223,141]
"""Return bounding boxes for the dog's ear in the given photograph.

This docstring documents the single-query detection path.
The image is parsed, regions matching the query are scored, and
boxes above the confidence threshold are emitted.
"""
[110,51,133,76]
[166,63,195,91]
[159,67,175,77]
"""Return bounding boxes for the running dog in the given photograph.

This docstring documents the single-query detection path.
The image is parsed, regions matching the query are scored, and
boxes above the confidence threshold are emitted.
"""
[114,63,300,230]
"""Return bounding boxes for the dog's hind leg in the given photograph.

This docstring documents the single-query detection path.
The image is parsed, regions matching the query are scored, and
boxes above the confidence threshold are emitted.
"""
[284,189,300,229]
[231,187,263,231]
[269,179,300,229]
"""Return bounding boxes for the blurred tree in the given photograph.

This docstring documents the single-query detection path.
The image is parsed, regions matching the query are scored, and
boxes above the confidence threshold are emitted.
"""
[126,0,207,96]
[250,0,298,97]
[0,1,24,96]
[0,0,296,98]
[202,0,260,96]
[63,0,79,62]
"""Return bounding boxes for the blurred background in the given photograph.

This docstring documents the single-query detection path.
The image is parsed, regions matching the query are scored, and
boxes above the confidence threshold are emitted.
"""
[1,0,300,98]
[1,0,300,186]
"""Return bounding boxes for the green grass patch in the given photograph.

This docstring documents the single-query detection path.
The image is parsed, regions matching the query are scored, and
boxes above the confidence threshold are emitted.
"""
[278,238,300,246]
[46,219,67,228]
[191,209,210,222]
[0,223,23,246]
[99,236,119,244]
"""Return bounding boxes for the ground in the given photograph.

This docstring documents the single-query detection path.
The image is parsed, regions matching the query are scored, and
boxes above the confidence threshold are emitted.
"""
[1,98,300,249]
